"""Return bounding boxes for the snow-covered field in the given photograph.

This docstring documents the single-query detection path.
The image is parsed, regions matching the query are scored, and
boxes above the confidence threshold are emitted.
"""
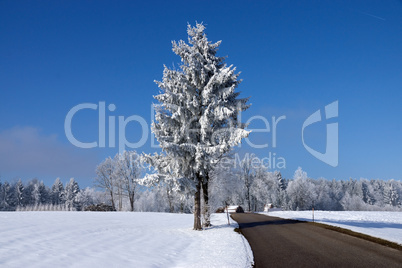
[262,211,402,245]
[0,212,253,268]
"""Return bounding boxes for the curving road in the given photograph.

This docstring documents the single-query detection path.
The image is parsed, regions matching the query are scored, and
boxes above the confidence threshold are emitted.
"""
[231,213,402,268]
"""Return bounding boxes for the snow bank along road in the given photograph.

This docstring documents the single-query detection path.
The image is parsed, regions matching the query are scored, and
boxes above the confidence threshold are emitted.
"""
[263,210,402,245]
[231,213,402,268]
[0,212,253,268]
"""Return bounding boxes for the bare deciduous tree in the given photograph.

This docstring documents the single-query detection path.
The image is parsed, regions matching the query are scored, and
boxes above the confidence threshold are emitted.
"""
[95,157,116,210]
[115,151,143,212]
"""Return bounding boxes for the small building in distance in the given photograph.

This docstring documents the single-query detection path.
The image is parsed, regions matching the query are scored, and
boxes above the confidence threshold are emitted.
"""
[225,205,244,213]
[264,203,283,212]
[263,203,273,212]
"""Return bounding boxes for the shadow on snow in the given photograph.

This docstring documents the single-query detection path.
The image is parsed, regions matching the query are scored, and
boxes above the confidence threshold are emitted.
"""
[318,219,402,230]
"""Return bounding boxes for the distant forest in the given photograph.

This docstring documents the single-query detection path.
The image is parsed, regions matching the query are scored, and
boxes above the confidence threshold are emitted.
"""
[1,165,401,212]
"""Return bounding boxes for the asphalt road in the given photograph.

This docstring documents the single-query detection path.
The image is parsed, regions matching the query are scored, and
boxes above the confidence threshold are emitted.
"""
[231,213,402,268]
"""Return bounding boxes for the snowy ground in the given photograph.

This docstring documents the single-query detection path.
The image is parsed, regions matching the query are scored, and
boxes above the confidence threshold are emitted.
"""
[0,212,253,268]
[261,211,402,245]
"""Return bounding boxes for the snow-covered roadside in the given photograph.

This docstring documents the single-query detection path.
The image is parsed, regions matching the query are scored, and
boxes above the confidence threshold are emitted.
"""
[0,212,253,268]
[261,211,402,245]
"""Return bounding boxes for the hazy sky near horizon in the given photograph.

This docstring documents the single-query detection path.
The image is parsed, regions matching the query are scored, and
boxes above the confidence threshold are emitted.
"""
[1,0,401,187]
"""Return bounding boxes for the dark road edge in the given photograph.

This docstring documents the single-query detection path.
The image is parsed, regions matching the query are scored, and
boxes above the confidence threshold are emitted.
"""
[231,214,402,251]
[306,220,402,251]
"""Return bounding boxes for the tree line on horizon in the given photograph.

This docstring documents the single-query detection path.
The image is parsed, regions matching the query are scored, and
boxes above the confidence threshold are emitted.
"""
[1,157,400,212]
[0,177,94,211]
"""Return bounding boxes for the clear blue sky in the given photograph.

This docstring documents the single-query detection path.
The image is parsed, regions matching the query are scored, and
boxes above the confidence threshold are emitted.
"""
[1,0,401,187]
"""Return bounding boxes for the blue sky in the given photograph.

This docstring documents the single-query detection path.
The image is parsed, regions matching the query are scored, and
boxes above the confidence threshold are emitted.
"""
[1,0,401,187]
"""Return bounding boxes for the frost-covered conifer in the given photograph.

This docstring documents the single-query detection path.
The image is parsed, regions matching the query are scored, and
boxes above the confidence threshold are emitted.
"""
[275,171,286,191]
[146,23,250,230]
[65,178,80,211]
[51,178,65,205]
[1,181,14,210]
[15,179,24,207]
[383,180,400,207]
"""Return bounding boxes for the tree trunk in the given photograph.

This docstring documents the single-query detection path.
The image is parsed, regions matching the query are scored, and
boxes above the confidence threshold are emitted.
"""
[253,196,257,212]
[129,192,134,212]
[246,186,251,212]
[193,180,202,230]
[202,181,211,227]
[167,187,174,213]
[109,190,115,211]
[118,187,123,211]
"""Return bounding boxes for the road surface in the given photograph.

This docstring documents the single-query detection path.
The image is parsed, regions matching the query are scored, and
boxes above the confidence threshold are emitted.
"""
[231,213,402,267]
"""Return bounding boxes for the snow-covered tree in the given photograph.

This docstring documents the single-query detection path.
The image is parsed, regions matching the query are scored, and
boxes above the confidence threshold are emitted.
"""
[114,168,124,211]
[114,151,143,212]
[250,166,267,211]
[0,181,15,210]
[328,179,344,210]
[38,181,50,205]
[31,180,42,206]
[65,178,80,211]
[313,178,332,210]
[76,187,95,209]
[238,153,256,212]
[275,171,286,191]
[95,157,117,210]
[15,179,25,208]
[145,23,250,230]
[340,192,366,210]
[274,171,287,208]
[21,180,33,207]
[51,178,65,205]
[370,179,385,207]
[286,167,316,210]
[209,157,244,211]
[383,180,400,207]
